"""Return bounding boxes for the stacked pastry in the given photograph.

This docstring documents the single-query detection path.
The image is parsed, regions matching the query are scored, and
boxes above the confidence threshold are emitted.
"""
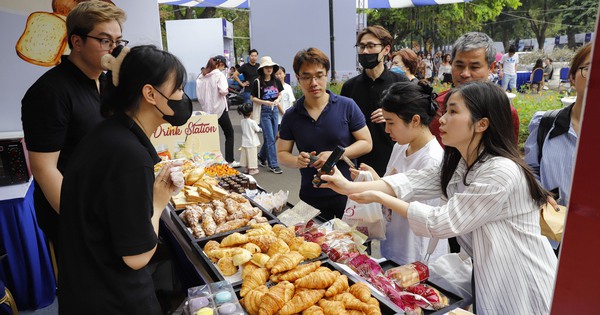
[179,194,269,238]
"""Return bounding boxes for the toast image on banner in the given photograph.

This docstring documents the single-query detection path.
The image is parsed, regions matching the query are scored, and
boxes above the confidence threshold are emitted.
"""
[52,0,115,16]
[16,12,67,67]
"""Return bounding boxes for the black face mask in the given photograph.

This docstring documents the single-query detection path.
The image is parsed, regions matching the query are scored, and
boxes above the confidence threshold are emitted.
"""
[358,53,381,70]
[153,88,193,126]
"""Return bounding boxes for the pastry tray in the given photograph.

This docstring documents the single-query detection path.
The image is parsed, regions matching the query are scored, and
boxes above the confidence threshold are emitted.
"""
[169,196,280,245]
[193,223,329,288]
[378,259,464,315]
[233,259,404,315]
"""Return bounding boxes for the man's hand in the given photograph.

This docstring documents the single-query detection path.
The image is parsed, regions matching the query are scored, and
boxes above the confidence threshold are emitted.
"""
[370,108,385,124]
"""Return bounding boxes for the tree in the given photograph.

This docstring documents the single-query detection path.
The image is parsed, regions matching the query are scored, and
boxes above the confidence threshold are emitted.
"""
[559,0,598,48]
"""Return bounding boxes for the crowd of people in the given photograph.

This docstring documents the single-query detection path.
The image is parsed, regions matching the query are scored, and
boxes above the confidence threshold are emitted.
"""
[19,0,591,313]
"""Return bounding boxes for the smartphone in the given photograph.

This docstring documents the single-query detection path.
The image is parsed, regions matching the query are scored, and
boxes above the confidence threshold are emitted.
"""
[312,145,346,187]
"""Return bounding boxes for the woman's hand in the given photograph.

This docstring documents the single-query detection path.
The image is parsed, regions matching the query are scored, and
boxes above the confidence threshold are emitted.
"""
[319,166,351,195]
[358,163,379,180]
[153,162,180,212]
[348,190,384,204]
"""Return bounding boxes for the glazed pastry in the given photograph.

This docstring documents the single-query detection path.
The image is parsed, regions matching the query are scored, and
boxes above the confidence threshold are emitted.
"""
[217,257,237,276]
[249,234,279,252]
[287,236,306,251]
[258,281,295,315]
[251,253,271,268]
[294,270,337,289]
[278,260,322,282]
[264,253,282,270]
[215,219,248,234]
[221,232,249,247]
[190,225,206,239]
[247,222,274,236]
[203,240,220,253]
[201,213,217,236]
[241,285,268,315]
[331,292,370,312]
[278,289,326,315]
[243,242,262,254]
[233,248,253,266]
[298,242,322,260]
[271,251,305,274]
[267,239,290,256]
[302,305,325,315]
[213,206,228,224]
[317,299,347,315]
[349,283,371,303]
[248,217,269,225]
[242,262,260,280]
[325,274,349,297]
[240,268,269,297]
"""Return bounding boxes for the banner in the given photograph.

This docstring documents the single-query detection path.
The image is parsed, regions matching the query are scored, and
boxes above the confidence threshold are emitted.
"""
[150,113,220,159]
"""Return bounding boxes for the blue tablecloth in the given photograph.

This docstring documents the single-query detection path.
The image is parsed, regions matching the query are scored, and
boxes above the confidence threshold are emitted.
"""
[185,81,197,101]
[498,71,531,92]
[0,184,55,310]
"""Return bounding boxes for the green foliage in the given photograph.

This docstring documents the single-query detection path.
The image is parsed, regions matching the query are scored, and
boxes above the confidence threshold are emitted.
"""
[512,91,564,149]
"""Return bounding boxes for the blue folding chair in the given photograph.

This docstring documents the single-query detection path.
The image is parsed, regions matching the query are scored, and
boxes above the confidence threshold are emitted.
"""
[526,68,544,93]
[558,67,570,90]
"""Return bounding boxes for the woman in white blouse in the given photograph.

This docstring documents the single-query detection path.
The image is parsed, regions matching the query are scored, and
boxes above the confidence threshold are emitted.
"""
[321,81,557,314]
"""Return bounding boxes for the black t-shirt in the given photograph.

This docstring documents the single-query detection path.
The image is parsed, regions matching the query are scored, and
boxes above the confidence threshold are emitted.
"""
[21,55,105,244]
[58,112,161,314]
[238,62,259,85]
[341,68,409,176]
[251,78,283,102]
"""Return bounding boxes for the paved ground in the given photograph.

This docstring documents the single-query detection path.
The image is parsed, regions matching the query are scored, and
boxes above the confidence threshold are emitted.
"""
[201,102,303,205]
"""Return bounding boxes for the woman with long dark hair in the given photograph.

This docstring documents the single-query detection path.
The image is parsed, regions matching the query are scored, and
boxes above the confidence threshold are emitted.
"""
[59,45,191,314]
[321,81,556,314]
[197,55,238,167]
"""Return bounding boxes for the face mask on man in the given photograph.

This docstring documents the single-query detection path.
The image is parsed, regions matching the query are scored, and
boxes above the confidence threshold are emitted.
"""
[358,53,380,70]
[153,88,193,126]
[390,66,405,75]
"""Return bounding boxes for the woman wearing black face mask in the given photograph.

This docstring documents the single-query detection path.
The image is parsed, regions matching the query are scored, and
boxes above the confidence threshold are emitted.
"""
[58,45,191,314]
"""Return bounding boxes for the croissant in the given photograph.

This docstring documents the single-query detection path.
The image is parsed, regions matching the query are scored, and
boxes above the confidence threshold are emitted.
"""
[278,289,326,315]
[241,268,269,297]
[258,281,295,315]
[325,274,349,297]
[288,236,306,251]
[349,283,371,303]
[366,297,379,308]
[215,218,248,234]
[347,310,366,315]
[251,253,271,268]
[250,221,274,231]
[242,262,260,279]
[315,267,332,273]
[267,239,291,256]
[249,234,279,252]
[332,292,370,312]
[277,228,296,245]
[272,224,288,235]
[302,305,325,315]
[241,285,269,315]
[265,253,283,270]
[295,270,337,289]
[233,249,253,266]
[217,256,238,276]
[279,260,322,282]
[298,242,322,260]
[318,299,348,315]
[206,247,236,263]
[221,232,249,247]
[270,272,282,283]
[203,240,220,253]
[271,251,305,274]
[365,298,381,315]
[243,242,262,254]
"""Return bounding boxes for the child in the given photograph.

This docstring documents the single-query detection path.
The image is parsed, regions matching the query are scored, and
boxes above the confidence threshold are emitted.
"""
[321,81,556,314]
[237,103,261,175]
[354,80,449,265]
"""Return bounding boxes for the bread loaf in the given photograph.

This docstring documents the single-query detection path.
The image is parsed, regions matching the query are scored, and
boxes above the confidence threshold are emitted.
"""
[16,12,67,67]
[52,0,115,16]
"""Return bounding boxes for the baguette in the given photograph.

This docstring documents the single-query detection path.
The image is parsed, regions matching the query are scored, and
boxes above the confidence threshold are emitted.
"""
[16,12,67,67]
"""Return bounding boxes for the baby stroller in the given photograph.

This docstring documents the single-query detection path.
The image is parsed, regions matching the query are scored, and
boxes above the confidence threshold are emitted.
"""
[227,87,245,108]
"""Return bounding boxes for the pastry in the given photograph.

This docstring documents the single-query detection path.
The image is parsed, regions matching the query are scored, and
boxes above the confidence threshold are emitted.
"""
[241,285,268,315]
[203,240,220,253]
[267,239,290,256]
[278,289,326,315]
[278,260,322,282]
[347,310,366,315]
[201,213,217,236]
[325,274,349,297]
[264,253,283,270]
[287,236,306,251]
[243,242,262,254]
[251,253,271,268]
[242,262,260,280]
[331,292,370,312]
[258,281,295,315]
[233,249,253,266]
[213,206,228,224]
[240,268,269,297]
[272,224,288,235]
[221,232,249,247]
[349,283,371,303]
[217,257,237,276]
[215,219,248,234]
[317,299,347,315]
[315,267,331,273]
[277,228,296,245]
[302,305,325,315]
[295,270,337,289]
[249,234,279,252]
[271,251,305,274]
[298,242,322,260]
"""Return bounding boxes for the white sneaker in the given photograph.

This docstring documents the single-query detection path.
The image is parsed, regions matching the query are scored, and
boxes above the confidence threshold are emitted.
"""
[229,161,241,168]
[543,86,549,90]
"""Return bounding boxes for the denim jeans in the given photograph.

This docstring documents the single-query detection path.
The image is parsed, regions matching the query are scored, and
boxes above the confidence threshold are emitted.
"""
[258,105,279,168]
[502,73,517,91]
[242,90,252,104]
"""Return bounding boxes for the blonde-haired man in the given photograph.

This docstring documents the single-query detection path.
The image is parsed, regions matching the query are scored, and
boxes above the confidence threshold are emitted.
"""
[21,0,126,260]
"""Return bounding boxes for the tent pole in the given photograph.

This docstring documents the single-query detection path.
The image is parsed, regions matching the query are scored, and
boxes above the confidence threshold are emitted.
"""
[329,0,336,82]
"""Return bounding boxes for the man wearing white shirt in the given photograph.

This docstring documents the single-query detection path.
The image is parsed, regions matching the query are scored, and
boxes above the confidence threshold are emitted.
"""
[275,67,296,127]
[499,45,519,92]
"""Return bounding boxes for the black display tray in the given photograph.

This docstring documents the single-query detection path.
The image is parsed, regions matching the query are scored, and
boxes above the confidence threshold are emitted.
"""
[194,222,329,288]
[378,259,464,315]
[169,196,280,245]
[233,259,404,315]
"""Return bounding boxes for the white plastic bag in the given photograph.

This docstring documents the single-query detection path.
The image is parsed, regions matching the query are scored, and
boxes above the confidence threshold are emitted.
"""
[428,251,473,307]
[341,171,386,240]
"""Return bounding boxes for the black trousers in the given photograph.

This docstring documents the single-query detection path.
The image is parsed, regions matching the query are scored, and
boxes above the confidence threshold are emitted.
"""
[218,110,235,163]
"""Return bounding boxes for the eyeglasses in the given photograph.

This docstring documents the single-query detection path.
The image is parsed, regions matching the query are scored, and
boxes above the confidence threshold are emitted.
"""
[355,43,383,51]
[298,74,328,83]
[81,34,129,50]
[579,66,590,79]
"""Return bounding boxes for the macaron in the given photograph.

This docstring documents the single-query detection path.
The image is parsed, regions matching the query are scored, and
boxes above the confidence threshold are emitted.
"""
[214,290,232,304]
[217,303,237,314]
[189,297,209,310]
[195,307,213,315]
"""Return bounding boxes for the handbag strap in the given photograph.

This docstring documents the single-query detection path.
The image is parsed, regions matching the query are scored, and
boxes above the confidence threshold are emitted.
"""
[424,238,440,263]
